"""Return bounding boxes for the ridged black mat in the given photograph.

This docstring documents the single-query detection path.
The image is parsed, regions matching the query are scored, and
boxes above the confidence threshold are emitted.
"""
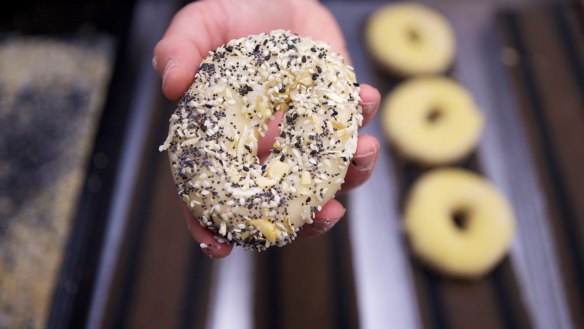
[53,2,584,329]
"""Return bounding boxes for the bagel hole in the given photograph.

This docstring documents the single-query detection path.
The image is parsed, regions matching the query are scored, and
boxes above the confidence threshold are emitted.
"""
[426,107,443,124]
[258,111,284,164]
[452,209,469,230]
[407,27,422,44]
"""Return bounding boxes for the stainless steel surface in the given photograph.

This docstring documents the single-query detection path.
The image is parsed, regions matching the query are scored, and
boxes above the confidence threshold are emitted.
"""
[207,249,254,329]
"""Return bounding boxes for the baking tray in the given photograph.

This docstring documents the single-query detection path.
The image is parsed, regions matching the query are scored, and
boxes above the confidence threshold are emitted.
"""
[45,1,584,329]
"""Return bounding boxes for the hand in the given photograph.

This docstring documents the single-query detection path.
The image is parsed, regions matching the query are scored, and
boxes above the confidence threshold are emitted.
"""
[154,0,381,257]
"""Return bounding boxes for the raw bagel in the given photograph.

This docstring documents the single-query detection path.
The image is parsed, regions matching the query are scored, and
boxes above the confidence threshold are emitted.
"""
[160,30,362,251]
[403,168,515,278]
[382,76,483,165]
[366,3,455,76]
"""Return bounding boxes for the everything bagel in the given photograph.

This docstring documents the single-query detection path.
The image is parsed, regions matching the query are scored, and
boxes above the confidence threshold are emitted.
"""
[160,30,362,251]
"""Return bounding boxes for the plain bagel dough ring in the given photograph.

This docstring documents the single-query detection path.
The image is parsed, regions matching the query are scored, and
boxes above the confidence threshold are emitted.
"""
[160,30,362,251]
[382,76,484,165]
[366,3,455,76]
[404,168,515,278]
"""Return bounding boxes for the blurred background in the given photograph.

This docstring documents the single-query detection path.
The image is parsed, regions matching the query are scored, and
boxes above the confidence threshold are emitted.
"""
[1,0,583,328]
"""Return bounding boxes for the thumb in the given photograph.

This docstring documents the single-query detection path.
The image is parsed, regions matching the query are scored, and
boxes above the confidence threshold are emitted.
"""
[153,1,228,100]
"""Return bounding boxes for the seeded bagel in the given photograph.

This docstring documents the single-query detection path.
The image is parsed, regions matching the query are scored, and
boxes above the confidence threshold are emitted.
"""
[160,30,362,251]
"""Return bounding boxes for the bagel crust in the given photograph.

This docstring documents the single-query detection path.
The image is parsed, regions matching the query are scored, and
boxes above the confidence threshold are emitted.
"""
[160,30,362,251]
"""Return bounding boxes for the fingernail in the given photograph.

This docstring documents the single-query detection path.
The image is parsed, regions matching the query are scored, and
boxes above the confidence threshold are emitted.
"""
[313,207,345,230]
[162,58,176,86]
[351,145,377,171]
[200,242,215,258]
[313,218,332,230]
[361,102,379,116]
[151,56,158,71]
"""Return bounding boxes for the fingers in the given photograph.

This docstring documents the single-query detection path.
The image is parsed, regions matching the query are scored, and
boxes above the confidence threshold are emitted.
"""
[153,0,298,100]
[359,84,381,128]
[182,205,233,258]
[340,134,380,193]
[298,198,346,238]
[341,84,381,192]
[153,1,228,100]
[153,38,203,101]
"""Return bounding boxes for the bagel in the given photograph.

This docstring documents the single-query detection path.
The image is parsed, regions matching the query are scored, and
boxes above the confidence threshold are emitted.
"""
[160,30,362,251]
[403,168,515,278]
[382,76,483,165]
[366,3,455,77]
